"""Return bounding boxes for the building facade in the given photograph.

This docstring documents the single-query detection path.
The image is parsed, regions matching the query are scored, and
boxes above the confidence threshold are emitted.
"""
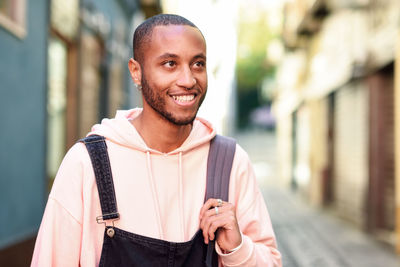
[274,0,400,251]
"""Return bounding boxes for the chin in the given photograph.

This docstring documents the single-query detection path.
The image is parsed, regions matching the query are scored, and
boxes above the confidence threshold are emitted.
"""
[166,112,197,126]
[169,116,196,126]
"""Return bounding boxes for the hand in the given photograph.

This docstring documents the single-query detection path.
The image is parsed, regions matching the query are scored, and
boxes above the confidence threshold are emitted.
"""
[199,198,242,252]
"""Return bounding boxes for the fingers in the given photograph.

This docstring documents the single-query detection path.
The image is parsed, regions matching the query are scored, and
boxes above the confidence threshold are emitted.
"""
[199,199,242,251]
[199,199,235,244]
[201,211,235,243]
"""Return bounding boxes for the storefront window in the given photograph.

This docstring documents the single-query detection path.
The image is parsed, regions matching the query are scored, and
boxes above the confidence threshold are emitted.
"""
[47,36,67,182]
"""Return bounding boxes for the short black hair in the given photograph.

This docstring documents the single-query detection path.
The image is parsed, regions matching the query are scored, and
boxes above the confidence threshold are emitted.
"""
[133,14,203,64]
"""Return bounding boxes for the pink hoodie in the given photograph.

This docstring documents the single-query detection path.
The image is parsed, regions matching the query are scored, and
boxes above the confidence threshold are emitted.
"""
[31,109,281,267]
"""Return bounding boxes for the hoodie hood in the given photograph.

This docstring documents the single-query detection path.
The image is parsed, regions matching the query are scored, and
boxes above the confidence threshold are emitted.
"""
[89,108,216,155]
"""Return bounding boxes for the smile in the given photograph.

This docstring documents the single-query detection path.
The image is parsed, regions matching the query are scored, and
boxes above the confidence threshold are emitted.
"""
[171,94,195,103]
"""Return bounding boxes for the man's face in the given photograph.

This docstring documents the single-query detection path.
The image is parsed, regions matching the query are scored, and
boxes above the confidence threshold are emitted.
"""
[138,25,207,125]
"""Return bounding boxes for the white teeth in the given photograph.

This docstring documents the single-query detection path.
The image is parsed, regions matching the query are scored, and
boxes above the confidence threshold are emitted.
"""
[172,95,195,102]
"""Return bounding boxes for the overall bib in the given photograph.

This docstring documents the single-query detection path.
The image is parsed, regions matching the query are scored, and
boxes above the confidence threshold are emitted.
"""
[81,134,236,267]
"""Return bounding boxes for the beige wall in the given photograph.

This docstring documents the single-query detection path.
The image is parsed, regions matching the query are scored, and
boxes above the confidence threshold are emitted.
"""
[308,99,329,206]
[294,105,311,195]
[333,81,369,227]
[276,113,293,188]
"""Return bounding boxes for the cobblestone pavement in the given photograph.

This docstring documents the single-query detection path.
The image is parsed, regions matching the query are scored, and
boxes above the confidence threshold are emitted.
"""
[234,130,400,267]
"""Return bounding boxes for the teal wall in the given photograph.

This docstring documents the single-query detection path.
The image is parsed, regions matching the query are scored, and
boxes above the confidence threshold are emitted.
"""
[0,1,49,248]
[0,0,140,250]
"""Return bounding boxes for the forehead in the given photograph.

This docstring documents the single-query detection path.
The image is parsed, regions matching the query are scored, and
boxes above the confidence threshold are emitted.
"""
[145,25,206,59]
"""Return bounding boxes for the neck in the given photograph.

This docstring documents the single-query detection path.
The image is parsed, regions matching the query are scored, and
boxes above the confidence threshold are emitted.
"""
[131,109,193,153]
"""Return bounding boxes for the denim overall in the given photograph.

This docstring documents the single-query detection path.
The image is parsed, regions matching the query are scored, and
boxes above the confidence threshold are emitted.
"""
[80,134,236,267]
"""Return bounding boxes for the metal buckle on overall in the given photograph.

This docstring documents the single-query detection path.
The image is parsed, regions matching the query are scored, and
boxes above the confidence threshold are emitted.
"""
[96,213,120,238]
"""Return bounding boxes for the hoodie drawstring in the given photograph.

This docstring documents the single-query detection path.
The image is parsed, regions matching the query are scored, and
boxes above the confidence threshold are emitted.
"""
[178,152,185,239]
[145,151,164,239]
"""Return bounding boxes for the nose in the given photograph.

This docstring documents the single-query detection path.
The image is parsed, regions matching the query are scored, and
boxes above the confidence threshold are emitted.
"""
[177,66,196,89]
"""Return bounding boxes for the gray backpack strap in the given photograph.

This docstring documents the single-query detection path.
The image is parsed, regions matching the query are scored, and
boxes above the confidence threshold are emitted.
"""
[204,135,236,267]
[205,134,237,202]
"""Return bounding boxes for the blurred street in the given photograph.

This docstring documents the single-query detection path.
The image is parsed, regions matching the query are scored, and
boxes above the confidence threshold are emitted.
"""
[235,130,400,267]
[3,0,400,265]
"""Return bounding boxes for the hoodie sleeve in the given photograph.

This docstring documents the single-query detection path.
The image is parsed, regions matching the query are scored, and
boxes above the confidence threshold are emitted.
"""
[215,145,282,267]
[31,144,85,267]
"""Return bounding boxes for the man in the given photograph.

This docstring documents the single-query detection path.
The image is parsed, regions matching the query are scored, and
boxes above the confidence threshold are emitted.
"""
[31,14,281,266]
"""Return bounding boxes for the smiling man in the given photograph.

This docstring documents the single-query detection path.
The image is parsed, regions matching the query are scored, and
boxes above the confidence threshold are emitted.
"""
[128,20,208,152]
[31,14,281,267]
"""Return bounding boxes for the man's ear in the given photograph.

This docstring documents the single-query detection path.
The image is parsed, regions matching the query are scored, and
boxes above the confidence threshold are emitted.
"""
[128,58,142,86]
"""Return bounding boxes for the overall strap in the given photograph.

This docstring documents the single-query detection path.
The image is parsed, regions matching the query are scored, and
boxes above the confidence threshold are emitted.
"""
[204,134,237,267]
[79,135,120,222]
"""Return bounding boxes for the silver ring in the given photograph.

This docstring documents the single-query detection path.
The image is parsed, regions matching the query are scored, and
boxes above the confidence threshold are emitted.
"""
[214,206,219,215]
[217,199,223,207]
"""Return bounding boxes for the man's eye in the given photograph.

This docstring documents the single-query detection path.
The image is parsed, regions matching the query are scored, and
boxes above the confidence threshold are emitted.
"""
[194,61,205,68]
[164,61,176,67]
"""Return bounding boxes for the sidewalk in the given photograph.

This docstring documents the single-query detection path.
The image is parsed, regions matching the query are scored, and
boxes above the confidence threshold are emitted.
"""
[234,130,400,267]
[263,186,400,267]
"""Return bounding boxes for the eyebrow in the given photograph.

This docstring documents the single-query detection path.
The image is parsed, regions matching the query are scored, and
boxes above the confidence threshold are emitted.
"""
[193,53,207,61]
[156,53,207,61]
[157,53,178,61]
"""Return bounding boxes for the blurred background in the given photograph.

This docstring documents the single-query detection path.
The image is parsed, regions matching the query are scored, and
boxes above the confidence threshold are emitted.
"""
[1,0,400,266]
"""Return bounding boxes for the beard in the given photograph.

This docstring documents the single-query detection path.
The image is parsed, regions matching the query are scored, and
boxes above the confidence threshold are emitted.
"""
[141,72,205,126]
